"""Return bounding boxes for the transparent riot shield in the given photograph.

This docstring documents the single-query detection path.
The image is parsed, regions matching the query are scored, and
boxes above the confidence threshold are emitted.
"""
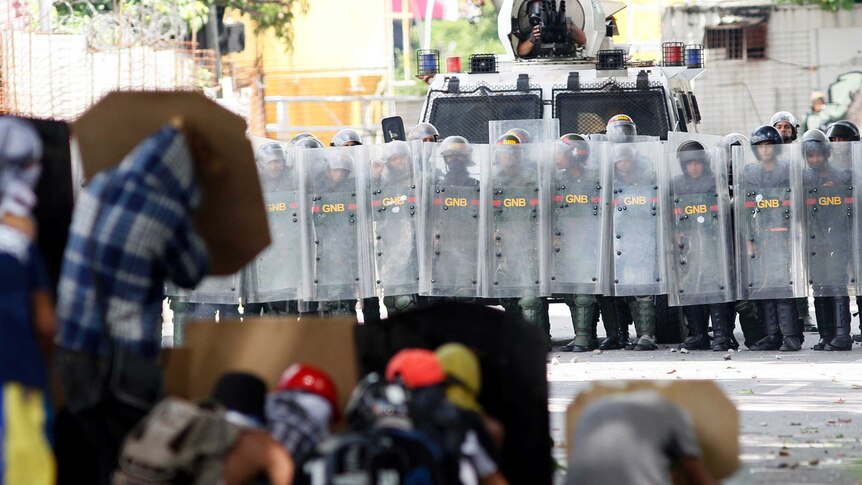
[245,140,304,303]
[665,145,735,306]
[606,141,668,296]
[488,119,560,144]
[298,145,373,302]
[802,141,854,297]
[419,142,488,297]
[165,273,242,305]
[733,144,807,300]
[550,140,609,295]
[855,142,862,297]
[365,140,424,298]
[480,142,551,298]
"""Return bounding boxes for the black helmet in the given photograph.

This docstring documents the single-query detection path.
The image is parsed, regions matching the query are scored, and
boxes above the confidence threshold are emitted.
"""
[440,136,475,166]
[825,120,860,142]
[801,129,831,159]
[289,132,317,147]
[505,128,532,144]
[345,373,412,432]
[750,125,782,146]
[330,129,363,147]
[294,137,325,150]
[677,140,709,171]
[770,111,799,142]
[557,133,589,165]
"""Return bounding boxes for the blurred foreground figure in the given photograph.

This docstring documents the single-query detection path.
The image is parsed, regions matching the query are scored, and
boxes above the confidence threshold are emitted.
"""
[0,117,57,485]
[566,391,716,485]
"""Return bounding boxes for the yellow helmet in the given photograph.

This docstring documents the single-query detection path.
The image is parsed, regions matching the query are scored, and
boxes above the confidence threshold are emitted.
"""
[435,343,483,413]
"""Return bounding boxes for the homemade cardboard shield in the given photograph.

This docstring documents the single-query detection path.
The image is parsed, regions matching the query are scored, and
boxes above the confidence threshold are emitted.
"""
[72,91,269,275]
[566,380,740,480]
[164,317,358,418]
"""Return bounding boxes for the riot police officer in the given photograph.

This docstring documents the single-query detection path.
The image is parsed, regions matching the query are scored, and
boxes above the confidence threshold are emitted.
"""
[492,133,546,338]
[671,141,736,351]
[610,143,659,351]
[331,129,380,322]
[720,133,763,349]
[802,129,854,351]
[743,125,802,351]
[553,134,602,352]
[407,122,440,143]
[370,140,423,316]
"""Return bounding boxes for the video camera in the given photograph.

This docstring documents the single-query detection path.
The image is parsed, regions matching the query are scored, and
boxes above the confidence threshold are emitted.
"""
[526,0,572,45]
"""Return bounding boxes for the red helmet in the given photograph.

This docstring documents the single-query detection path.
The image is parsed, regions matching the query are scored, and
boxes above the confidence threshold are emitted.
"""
[385,349,446,389]
[277,363,339,420]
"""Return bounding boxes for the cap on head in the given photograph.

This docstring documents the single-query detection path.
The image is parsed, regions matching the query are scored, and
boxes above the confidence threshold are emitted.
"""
[330,129,363,148]
[825,120,860,142]
[407,122,439,142]
[770,111,799,142]
[385,348,446,389]
[210,372,268,424]
[277,363,339,420]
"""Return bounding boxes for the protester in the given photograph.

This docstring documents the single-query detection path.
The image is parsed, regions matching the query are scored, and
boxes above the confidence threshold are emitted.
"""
[0,116,56,485]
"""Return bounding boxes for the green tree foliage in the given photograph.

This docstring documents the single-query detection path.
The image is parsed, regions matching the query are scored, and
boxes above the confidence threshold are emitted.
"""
[776,0,858,12]
[222,0,307,49]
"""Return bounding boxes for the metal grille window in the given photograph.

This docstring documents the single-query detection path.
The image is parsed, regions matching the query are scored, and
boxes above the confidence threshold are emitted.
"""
[552,80,672,138]
[423,82,543,143]
[705,21,767,61]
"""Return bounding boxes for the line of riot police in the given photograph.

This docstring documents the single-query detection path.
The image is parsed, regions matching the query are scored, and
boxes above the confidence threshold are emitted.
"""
[167,115,862,354]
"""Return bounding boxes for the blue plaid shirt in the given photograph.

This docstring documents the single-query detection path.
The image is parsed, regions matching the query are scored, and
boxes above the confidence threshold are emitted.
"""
[56,125,208,358]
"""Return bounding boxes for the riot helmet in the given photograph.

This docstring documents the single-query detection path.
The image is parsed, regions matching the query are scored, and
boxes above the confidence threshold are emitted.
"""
[407,122,440,142]
[677,140,710,178]
[495,133,524,170]
[825,120,860,142]
[293,136,325,150]
[330,129,363,147]
[770,111,799,143]
[606,114,637,142]
[255,142,290,180]
[750,125,783,161]
[721,133,749,151]
[440,135,475,168]
[345,373,411,432]
[289,132,318,147]
[556,133,590,168]
[382,140,412,176]
[505,127,533,144]
[326,152,354,179]
[801,129,831,167]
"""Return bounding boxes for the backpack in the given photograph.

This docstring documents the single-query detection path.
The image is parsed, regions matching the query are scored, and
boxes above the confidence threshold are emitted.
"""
[299,427,446,485]
[112,397,241,485]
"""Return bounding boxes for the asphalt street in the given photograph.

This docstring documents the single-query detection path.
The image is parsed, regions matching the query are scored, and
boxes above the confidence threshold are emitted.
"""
[546,303,862,484]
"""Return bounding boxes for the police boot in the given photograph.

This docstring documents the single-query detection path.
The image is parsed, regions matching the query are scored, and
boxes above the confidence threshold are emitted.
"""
[362,297,381,323]
[519,297,550,349]
[631,296,658,351]
[825,296,853,351]
[778,299,802,352]
[811,297,835,351]
[679,305,710,350]
[562,295,598,352]
[749,300,782,351]
[709,303,735,351]
[798,297,817,333]
[735,300,765,349]
[598,297,629,350]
